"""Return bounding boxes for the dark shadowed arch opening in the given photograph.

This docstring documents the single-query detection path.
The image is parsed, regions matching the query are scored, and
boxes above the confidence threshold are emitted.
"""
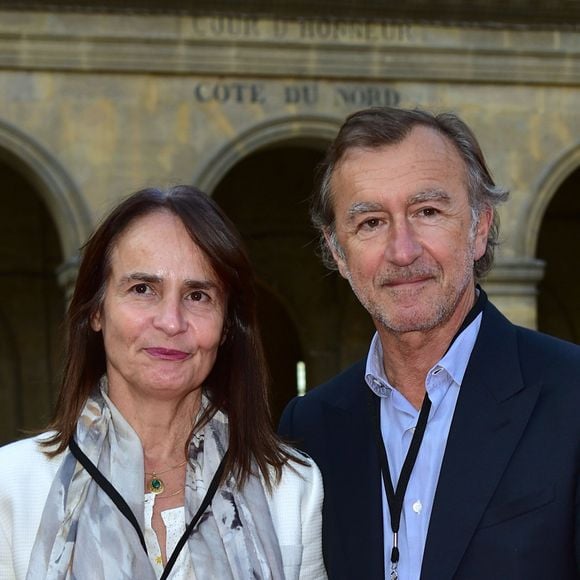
[0,161,64,443]
[537,166,580,342]
[255,283,303,422]
[212,141,374,424]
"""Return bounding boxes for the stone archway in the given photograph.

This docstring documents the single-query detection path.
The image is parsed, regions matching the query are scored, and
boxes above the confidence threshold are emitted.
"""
[0,160,65,441]
[212,142,325,421]
[193,115,341,194]
[526,144,580,258]
[536,165,580,342]
[0,120,91,297]
[0,305,22,442]
[524,143,580,341]
[255,282,304,423]
[0,122,90,442]
[211,133,374,418]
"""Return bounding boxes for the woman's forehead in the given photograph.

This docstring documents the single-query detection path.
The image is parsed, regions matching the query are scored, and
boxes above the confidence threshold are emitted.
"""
[108,211,221,286]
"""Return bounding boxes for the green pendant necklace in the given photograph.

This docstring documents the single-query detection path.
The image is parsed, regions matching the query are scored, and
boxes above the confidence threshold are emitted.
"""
[145,460,187,495]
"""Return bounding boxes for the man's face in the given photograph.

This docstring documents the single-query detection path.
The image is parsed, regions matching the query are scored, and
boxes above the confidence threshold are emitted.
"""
[328,125,491,336]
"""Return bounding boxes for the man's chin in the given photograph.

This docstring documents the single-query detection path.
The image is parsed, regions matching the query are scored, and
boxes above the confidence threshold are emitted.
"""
[380,319,441,335]
[374,304,451,335]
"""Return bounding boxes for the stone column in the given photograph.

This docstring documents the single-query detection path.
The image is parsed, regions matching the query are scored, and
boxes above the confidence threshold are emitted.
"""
[482,257,545,330]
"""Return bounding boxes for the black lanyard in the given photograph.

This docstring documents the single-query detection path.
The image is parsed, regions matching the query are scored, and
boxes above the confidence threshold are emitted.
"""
[367,390,431,579]
[69,438,227,579]
[367,287,487,579]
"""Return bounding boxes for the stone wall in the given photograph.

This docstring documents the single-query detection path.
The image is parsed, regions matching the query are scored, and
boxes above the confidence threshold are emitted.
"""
[0,8,578,435]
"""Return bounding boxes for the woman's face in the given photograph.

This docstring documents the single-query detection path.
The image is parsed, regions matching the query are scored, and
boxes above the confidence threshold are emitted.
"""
[91,210,226,404]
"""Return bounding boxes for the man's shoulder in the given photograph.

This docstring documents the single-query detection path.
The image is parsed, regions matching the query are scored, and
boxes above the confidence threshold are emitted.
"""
[485,300,580,362]
[278,358,367,437]
[482,301,580,397]
[515,324,580,376]
[484,299,580,361]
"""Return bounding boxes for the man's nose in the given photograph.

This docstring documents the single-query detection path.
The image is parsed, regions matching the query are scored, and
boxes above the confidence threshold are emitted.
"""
[383,219,422,266]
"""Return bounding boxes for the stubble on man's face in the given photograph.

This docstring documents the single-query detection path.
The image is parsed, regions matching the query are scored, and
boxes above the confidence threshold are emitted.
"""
[341,224,477,336]
[328,127,489,339]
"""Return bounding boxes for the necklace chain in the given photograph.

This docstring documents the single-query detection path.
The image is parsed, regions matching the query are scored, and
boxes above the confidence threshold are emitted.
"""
[156,486,185,499]
[144,459,187,477]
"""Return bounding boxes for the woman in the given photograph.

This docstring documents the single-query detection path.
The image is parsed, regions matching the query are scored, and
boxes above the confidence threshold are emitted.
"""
[0,186,326,580]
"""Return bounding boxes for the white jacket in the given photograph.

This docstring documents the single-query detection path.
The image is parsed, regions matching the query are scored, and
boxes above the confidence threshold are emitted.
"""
[0,436,326,580]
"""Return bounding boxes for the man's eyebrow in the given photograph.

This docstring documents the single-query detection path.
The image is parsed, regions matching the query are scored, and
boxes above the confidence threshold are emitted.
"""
[346,201,383,220]
[344,191,451,220]
[408,189,451,205]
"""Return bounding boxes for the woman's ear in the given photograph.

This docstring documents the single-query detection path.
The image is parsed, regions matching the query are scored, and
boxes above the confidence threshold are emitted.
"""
[90,309,102,332]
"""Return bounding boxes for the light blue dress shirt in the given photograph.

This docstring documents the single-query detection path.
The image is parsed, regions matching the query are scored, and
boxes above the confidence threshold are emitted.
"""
[365,313,482,580]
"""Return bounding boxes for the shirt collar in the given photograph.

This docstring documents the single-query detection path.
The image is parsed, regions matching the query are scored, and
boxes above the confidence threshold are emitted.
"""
[365,310,483,399]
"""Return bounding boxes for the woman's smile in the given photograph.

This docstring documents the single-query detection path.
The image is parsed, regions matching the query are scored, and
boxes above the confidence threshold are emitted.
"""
[144,347,191,361]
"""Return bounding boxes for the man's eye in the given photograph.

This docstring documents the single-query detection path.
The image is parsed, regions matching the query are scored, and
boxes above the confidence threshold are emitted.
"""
[361,218,381,229]
[133,284,149,294]
[419,207,438,217]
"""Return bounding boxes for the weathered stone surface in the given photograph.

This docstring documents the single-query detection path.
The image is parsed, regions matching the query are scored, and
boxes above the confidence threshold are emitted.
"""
[0,8,578,437]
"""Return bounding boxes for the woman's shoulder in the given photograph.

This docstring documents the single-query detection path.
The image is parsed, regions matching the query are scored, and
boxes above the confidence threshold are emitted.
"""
[0,435,64,579]
[0,433,63,480]
[268,446,323,503]
[266,448,326,578]
[281,447,321,483]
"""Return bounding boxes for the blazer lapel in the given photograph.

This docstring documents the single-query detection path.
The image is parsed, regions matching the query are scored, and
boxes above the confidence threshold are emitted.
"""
[421,303,542,580]
[320,365,385,579]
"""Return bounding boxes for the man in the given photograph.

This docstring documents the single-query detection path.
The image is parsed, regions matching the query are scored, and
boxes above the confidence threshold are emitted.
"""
[279,107,580,579]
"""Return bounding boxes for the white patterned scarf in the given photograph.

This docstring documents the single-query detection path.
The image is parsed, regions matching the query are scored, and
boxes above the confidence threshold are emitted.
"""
[27,385,285,579]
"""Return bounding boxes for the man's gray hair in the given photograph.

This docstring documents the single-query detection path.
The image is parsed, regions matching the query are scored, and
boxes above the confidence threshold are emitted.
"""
[312,107,509,280]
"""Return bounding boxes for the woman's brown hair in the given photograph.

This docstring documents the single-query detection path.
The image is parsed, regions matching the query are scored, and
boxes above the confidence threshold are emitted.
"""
[44,185,297,488]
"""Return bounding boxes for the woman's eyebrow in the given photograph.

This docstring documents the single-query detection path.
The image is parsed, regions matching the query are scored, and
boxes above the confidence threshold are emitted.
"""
[119,272,162,285]
[119,273,219,290]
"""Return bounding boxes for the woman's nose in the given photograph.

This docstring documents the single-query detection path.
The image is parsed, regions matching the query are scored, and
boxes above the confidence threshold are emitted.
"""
[153,297,188,335]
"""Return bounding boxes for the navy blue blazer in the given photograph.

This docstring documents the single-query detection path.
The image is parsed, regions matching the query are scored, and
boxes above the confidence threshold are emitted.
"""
[279,301,580,579]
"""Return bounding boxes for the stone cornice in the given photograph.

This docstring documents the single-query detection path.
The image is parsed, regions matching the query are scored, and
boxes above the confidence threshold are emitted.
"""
[0,11,578,85]
[0,1,578,28]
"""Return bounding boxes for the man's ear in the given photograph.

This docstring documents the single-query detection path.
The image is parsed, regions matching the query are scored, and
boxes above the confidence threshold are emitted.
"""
[323,228,348,279]
[474,206,493,262]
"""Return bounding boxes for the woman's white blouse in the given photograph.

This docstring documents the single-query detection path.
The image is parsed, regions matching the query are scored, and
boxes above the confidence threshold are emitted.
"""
[0,437,326,580]
[143,494,195,580]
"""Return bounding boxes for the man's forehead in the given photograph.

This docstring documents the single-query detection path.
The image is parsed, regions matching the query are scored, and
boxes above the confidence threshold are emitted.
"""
[331,128,469,198]
[337,125,460,165]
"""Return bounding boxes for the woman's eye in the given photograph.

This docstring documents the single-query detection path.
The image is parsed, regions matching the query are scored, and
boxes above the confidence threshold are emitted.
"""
[189,290,207,302]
